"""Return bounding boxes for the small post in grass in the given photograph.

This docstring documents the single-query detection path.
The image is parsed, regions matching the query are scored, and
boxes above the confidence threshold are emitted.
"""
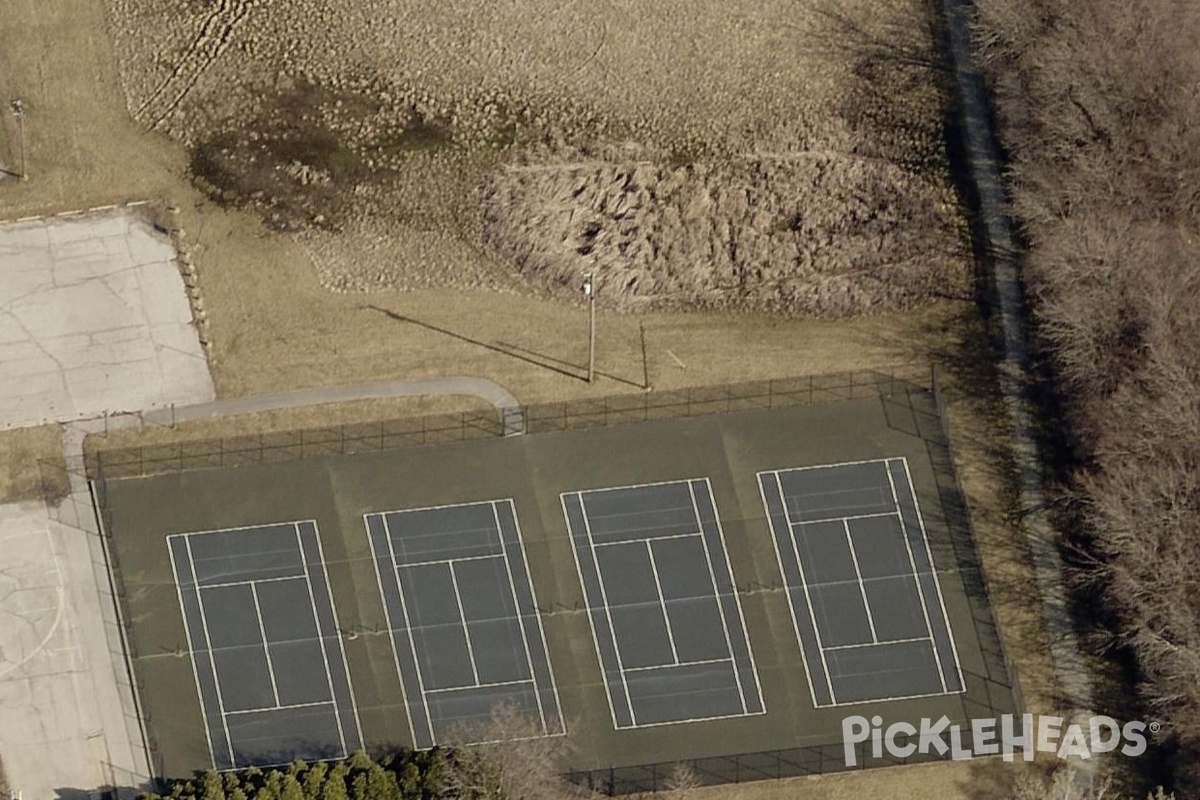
[583,272,596,383]
[10,98,26,180]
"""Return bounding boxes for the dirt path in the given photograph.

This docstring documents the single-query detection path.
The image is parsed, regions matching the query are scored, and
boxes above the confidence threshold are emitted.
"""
[940,0,1096,781]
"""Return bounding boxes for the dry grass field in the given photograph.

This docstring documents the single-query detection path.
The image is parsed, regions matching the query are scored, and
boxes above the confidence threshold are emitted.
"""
[0,424,67,504]
[0,0,1063,796]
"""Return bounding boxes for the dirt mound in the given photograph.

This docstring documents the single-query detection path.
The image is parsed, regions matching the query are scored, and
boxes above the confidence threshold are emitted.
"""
[480,145,968,316]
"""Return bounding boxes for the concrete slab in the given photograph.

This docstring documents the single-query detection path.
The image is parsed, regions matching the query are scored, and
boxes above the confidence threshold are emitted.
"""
[0,502,98,800]
[0,212,214,429]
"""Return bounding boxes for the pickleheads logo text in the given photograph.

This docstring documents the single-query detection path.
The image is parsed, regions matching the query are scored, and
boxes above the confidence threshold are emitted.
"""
[842,714,1154,766]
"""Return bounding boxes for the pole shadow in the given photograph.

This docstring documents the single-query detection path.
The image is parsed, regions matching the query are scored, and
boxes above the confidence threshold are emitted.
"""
[364,304,646,389]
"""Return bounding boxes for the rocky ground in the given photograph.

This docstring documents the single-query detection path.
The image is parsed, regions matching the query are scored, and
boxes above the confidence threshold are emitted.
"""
[102,0,968,314]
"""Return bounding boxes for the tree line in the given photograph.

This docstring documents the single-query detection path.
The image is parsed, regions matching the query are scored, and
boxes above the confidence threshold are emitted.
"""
[971,0,1200,793]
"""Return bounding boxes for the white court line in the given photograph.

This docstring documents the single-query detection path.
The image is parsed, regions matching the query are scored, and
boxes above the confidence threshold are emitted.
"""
[380,513,437,747]
[701,475,767,715]
[623,657,732,673]
[644,539,680,665]
[578,493,638,725]
[170,519,316,539]
[308,521,365,749]
[167,538,218,768]
[755,472,822,710]
[424,678,533,694]
[184,535,237,768]
[597,708,772,730]
[224,700,334,716]
[364,513,421,748]
[576,476,710,494]
[686,480,749,714]
[773,471,838,705]
[898,457,966,693]
[560,492,629,730]
[824,636,932,651]
[249,583,281,707]
[294,523,348,756]
[842,519,878,644]
[490,502,547,731]
[593,530,704,547]
[764,458,895,473]
[370,497,517,515]
[507,503,568,736]
[396,552,503,570]
[196,574,306,591]
[791,511,901,527]
[883,460,940,690]
[170,520,316,589]
[447,561,481,686]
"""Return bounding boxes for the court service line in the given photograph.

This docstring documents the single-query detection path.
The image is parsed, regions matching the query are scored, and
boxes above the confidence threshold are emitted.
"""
[842,519,878,644]
[365,514,422,748]
[698,477,766,713]
[166,537,219,768]
[250,583,282,707]
[380,513,436,746]
[882,459,942,690]
[294,524,348,755]
[424,678,533,695]
[790,510,900,527]
[507,502,567,735]
[593,530,704,547]
[644,539,680,665]
[623,657,731,673]
[755,473,822,710]
[686,480,747,713]
[309,521,365,749]
[490,502,547,730]
[198,574,305,591]
[396,552,503,570]
[769,457,898,473]
[447,561,481,686]
[824,636,932,651]
[184,535,237,768]
[898,457,966,691]
[223,699,334,716]
[774,471,838,705]
[578,494,637,724]
[560,494,623,730]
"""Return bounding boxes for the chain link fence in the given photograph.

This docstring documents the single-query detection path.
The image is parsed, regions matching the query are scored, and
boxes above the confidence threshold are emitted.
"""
[85,366,933,482]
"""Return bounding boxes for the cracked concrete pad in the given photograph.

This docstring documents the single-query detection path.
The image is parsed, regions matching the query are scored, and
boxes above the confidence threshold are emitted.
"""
[0,212,215,429]
[0,502,98,800]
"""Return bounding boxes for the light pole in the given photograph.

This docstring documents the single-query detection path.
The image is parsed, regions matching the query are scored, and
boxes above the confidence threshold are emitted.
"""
[583,272,596,383]
[10,99,26,181]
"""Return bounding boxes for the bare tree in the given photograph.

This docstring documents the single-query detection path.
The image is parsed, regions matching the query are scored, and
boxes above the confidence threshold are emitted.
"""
[971,0,1200,791]
[441,702,575,800]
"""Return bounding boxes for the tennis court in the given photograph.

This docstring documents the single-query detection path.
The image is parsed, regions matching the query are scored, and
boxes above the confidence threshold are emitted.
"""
[167,521,362,770]
[759,458,963,706]
[99,385,1020,782]
[562,479,763,729]
[365,500,562,748]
